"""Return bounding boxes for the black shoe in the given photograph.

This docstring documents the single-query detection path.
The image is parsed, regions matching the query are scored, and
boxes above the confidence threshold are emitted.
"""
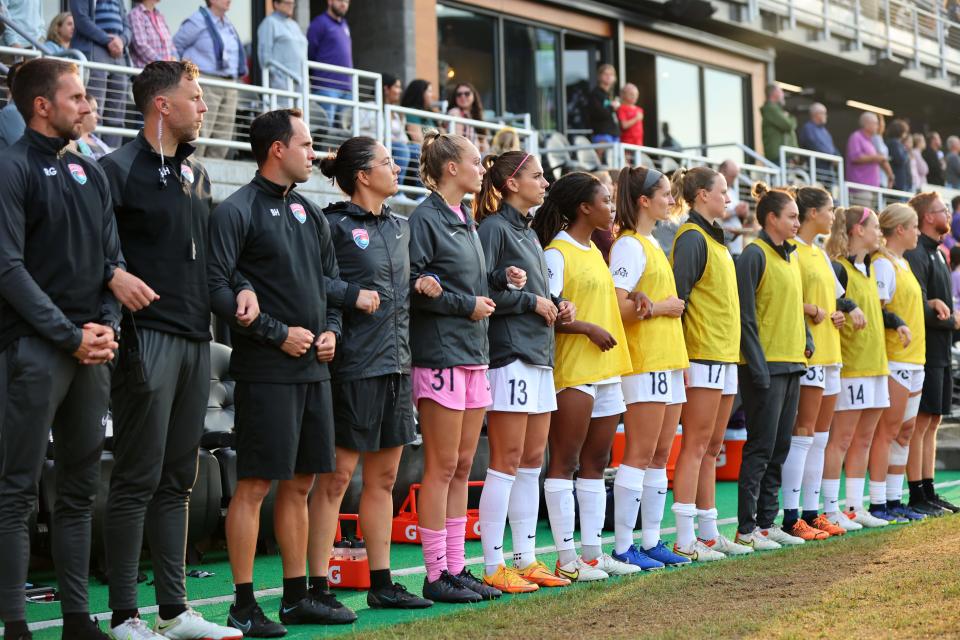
[422,570,482,604]
[279,592,358,625]
[61,618,108,639]
[367,582,434,609]
[929,493,960,513]
[227,603,287,638]
[456,567,502,600]
[909,500,948,517]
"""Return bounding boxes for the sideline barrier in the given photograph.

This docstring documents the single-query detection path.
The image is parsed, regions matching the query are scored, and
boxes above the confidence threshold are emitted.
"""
[391,481,484,544]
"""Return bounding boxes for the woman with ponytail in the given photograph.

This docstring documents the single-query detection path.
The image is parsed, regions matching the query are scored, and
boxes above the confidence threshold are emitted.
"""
[531,171,638,582]
[474,151,576,593]
[868,204,927,522]
[607,165,690,569]
[822,206,905,530]
[733,183,815,550]
[784,186,862,538]
[667,166,748,561]
[407,131,525,604]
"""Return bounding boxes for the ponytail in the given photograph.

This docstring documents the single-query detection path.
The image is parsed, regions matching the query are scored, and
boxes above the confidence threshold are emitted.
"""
[317,136,378,196]
[670,165,717,216]
[615,165,664,232]
[473,151,530,222]
[531,171,602,248]
[419,129,472,193]
[752,181,794,228]
[789,185,831,223]
[825,205,870,259]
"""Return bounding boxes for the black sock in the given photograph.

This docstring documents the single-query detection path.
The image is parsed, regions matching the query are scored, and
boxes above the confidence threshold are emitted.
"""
[3,621,29,638]
[801,510,818,524]
[369,568,392,590]
[887,498,902,509]
[63,613,91,630]
[309,575,328,596]
[782,509,799,529]
[111,609,138,629]
[234,583,256,609]
[908,480,925,503]
[869,502,885,512]
[282,576,307,604]
[157,604,187,621]
[922,477,936,500]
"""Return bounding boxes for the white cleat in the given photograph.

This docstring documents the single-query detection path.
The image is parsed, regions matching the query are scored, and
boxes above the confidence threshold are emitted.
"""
[674,540,726,562]
[109,618,164,640]
[155,609,243,640]
[760,527,805,546]
[735,529,781,551]
[702,534,754,555]
[826,511,862,531]
[594,552,643,576]
[848,508,889,528]
[555,557,609,582]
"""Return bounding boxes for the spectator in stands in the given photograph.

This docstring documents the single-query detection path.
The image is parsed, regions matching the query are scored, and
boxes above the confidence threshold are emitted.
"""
[617,82,644,147]
[872,114,894,188]
[945,135,960,189]
[718,159,750,259]
[590,168,616,262]
[71,0,132,148]
[922,131,945,185]
[587,63,620,151]
[797,102,839,156]
[951,245,960,311]
[43,11,74,54]
[952,195,960,247]
[128,0,177,68]
[845,111,886,188]
[0,0,44,47]
[886,118,912,192]
[446,82,486,151]
[378,73,418,186]
[490,127,521,156]
[73,95,111,159]
[760,83,797,163]
[307,0,352,130]
[0,61,24,150]
[173,0,247,159]
[909,132,926,190]
[401,78,435,145]
[660,121,681,151]
[257,0,307,101]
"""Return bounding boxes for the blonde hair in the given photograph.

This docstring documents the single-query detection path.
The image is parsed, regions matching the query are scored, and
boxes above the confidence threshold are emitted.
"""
[46,12,72,46]
[825,205,870,259]
[418,130,473,193]
[669,166,718,216]
[877,203,918,259]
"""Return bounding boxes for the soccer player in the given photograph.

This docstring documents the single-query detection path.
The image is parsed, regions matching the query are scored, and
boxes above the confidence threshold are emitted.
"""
[531,171,638,582]
[475,151,575,592]
[608,165,690,568]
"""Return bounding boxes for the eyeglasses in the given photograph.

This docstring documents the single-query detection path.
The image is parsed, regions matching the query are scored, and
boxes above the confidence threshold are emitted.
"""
[930,207,949,215]
[456,91,472,98]
[364,157,396,170]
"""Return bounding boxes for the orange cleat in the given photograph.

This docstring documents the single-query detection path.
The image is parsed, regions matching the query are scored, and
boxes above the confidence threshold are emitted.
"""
[482,565,539,594]
[788,518,829,540]
[811,513,846,536]
[516,560,571,587]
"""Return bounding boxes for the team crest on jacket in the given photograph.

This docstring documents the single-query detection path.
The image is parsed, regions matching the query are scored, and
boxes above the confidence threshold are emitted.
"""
[290,203,307,224]
[180,163,194,184]
[352,228,370,249]
[68,163,87,185]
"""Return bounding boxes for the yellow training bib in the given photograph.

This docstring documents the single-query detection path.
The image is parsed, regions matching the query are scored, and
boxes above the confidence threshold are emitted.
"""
[838,258,889,377]
[792,240,842,366]
[750,240,807,363]
[875,253,926,366]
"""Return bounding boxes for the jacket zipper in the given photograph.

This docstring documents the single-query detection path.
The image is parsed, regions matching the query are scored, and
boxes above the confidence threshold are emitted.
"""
[374,217,401,374]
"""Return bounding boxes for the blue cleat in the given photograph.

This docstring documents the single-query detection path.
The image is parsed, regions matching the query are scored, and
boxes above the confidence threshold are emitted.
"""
[889,503,927,521]
[642,540,692,566]
[612,544,665,571]
[868,506,909,524]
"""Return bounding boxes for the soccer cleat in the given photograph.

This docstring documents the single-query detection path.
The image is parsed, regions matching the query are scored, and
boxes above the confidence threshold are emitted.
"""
[735,530,780,551]
[516,560,571,587]
[595,552,645,576]
[928,492,960,513]
[826,511,862,530]
[278,592,357,625]
[422,570,483,604]
[642,540,692,565]
[66,618,111,640]
[868,506,908,524]
[787,518,829,541]
[612,545,665,571]
[155,609,243,639]
[848,508,889,528]
[702,534,753,556]
[366,582,434,609]
[109,618,163,640]
[555,557,609,582]
[482,565,538,594]
[674,540,726,562]
[909,500,948,517]
[226,604,286,638]
[811,513,846,536]
[888,504,927,522]
[760,527,805,545]
[456,567,502,600]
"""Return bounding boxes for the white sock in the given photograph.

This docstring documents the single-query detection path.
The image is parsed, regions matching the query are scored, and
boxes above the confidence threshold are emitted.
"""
[845,476,865,512]
[544,478,576,565]
[641,467,668,550]
[672,502,697,550]
[868,480,887,508]
[478,469,514,574]
[575,478,606,561]
[886,473,905,503]
[509,467,541,568]
[822,478,841,514]
[781,436,813,510]
[612,464,645,554]
[801,432,829,512]
[696,507,719,542]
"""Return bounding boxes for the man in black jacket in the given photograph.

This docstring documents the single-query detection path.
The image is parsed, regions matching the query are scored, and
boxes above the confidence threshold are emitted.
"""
[208,109,377,635]
[903,192,960,514]
[99,61,249,640]
[0,57,121,640]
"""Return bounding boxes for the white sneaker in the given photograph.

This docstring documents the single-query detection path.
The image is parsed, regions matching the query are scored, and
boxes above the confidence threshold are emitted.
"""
[849,508,889,528]
[826,511,862,531]
[110,618,164,640]
[594,552,643,576]
[556,557,609,582]
[155,609,243,640]
[675,539,726,562]
[702,534,753,555]
[760,527,805,546]
[736,530,781,551]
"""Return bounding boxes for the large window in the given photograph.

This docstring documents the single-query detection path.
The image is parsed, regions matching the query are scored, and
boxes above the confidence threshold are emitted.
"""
[655,56,701,151]
[704,68,746,162]
[503,22,559,130]
[563,34,606,132]
[437,5,498,116]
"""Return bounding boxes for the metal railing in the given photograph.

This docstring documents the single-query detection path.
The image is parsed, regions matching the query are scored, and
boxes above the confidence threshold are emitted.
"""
[779,145,846,197]
[842,181,914,208]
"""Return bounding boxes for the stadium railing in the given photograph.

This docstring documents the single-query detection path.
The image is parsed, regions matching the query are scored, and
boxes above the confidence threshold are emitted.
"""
[842,181,914,209]
[779,145,846,198]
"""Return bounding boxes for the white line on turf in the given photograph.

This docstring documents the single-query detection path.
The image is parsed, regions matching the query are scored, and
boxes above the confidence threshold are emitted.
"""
[22,478,960,633]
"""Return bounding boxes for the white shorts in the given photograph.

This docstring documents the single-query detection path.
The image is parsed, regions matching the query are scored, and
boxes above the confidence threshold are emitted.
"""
[835,375,891,411]
[622,370,687,406]
[488,360,557,414]
[889,362,925,394]
[800,364,842,396]
[562,379,626,418]
[687,362,738,395]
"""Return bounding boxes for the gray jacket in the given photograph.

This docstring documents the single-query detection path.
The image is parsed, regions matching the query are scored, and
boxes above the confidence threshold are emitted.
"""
[408,191,489,369]
[69,0,132,60]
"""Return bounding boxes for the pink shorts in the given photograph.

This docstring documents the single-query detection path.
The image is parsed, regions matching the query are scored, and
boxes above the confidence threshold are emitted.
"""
[412,365,491,410]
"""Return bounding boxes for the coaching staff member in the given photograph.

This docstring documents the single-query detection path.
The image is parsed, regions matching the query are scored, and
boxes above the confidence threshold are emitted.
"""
[99,60,247,639]
[0,57,122,640]
[209,108,378,635]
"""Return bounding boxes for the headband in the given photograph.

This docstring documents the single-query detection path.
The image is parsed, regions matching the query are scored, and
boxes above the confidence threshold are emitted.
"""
[641,168,664,193]
[501,153,530,190]
[857,208,874,225]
